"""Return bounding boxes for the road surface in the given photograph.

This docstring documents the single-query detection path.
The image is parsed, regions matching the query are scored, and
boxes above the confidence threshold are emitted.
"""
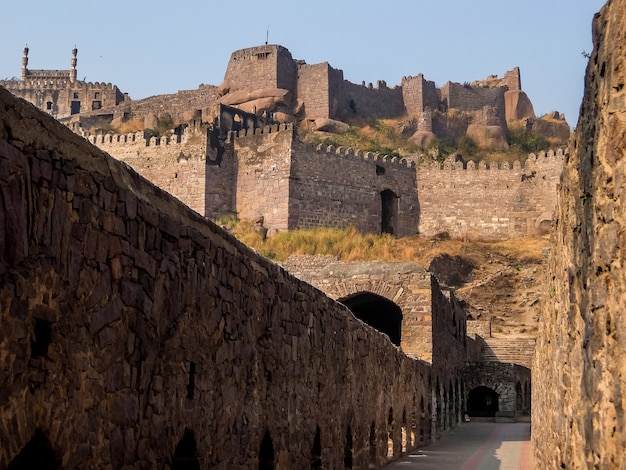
[383,422,534,470]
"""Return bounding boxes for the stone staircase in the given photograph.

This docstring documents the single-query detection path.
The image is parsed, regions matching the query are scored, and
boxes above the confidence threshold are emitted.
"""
[478,338,536,369]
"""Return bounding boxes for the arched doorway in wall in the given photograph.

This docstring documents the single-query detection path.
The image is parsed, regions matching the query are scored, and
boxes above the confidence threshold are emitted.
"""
[339,292,402,346]
[259,430,275,470]
[8,429,60,470]
[172,428,201,470]
[381,189,399,235]
[467,386,500,417]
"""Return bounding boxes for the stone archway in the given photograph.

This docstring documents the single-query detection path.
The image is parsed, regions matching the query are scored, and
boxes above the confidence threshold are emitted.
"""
[467,386,499,417]
[339,292,402,346]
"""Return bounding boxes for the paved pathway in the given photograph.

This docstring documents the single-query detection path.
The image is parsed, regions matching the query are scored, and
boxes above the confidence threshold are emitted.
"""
[383,422,534,470]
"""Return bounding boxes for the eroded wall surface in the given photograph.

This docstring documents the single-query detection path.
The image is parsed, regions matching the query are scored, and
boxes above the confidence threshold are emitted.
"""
[0,87,431,469]
[533,1,626,467]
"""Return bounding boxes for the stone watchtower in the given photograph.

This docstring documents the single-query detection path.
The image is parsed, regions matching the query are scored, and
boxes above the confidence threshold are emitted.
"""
[221,44,298,95]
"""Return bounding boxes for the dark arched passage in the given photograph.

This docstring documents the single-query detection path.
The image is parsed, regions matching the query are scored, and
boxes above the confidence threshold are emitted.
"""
[467,386,499,417]
[8,429,60,470]
[339,292,402,346]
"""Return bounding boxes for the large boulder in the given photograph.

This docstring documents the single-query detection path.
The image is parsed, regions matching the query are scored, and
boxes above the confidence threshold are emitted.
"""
[505,90,536,121]
[313,118,350,133]
[466,124,509,150]
[220,88,292,108]
[409,130,437,147]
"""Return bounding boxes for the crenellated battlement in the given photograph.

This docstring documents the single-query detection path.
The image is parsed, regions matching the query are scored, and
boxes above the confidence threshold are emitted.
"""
[227,122,293,140]
[0,78,119,90]
[419,148,566,172]
[303,143,416,171]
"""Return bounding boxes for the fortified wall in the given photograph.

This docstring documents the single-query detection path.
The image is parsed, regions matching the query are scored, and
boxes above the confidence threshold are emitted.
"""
[0,86,435,469]
[86,118,563,240]
[416,150,565,239]
[282,256,532,430]
[90,117,421,237]
[533,0,626,468]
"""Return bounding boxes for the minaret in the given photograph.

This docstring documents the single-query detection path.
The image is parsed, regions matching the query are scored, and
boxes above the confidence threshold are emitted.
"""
[70,46,78,83]
[21,45,29,81]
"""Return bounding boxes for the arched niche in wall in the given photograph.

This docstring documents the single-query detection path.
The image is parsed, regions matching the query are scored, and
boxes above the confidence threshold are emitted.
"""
[172,428,201,470]
[381,189,399,235]
[8,429,60,470]
[259,430,275,470]
[338,292,402,346]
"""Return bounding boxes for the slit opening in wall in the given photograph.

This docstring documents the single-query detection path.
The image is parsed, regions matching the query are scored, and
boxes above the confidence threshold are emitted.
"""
[186,361,196,400]
[31,318,52,358]
[344,425,353,469]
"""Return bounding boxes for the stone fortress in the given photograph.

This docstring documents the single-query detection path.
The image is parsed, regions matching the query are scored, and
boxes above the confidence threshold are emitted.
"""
[0,85,532,469]
[0,31,601,468]
[1,44,567,240]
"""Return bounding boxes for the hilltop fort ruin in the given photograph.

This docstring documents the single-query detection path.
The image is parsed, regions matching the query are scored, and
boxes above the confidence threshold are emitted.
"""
[0,44,568,240]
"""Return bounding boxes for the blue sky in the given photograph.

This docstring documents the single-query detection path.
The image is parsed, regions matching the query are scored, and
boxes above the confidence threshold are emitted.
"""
[0,0,606,127]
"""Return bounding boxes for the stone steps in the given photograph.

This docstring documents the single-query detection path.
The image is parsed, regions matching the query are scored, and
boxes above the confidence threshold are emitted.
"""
[478,338,536,368]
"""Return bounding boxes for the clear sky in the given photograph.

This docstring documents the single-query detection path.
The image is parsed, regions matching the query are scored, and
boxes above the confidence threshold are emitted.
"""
[0,0,606,128]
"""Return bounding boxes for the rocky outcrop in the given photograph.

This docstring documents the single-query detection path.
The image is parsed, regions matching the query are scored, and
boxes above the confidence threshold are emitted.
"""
[466,123,509,150]
[533,0,626,468]
[504,90,536,121]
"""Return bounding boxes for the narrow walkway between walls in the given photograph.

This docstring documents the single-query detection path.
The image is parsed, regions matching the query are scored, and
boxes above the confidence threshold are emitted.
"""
[383,422,533,470]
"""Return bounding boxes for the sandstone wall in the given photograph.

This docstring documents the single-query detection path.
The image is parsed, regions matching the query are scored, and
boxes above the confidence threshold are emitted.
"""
[0,80,124,120]
[332,79,405,121]
[222,45,297,95]
[533,1,626,468]
[87,122,210,216]
[289,142,420,237]
[402,74,439,116]
[417,151,564,239]
[0,87,432,468]
[297,62,333,119]
[228,125,294,231]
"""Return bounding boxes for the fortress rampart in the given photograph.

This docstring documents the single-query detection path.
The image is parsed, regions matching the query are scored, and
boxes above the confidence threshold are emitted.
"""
[83,116,562,240]
[0,86,434,468]
[416,149,565,239]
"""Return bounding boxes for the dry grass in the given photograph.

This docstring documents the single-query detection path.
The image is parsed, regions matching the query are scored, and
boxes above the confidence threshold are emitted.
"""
[226,222,548,268]
[115,118,144,134]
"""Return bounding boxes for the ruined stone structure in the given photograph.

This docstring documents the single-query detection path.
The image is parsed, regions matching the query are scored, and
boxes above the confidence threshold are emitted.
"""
[0,47,127,119]
[0,87,531,468]
[87,112,421,237]
[533,0,626,467]
[417,150,565,239]
[85,115,562,240]
[218,44,534,147]
[283,256,532,428]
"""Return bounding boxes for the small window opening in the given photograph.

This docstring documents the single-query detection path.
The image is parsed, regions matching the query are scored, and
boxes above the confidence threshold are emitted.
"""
[31,319,51,358]
[73,92,79,99]
[376,165,385,175]
[46,101,53,110]
[186,362,196,400]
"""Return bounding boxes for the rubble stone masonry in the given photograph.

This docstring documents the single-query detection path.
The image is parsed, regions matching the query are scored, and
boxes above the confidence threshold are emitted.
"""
[0,88,432,468]
[533,0,626,467]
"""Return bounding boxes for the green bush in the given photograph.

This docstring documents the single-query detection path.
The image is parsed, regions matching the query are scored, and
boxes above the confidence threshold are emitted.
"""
[508,128,550,153]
